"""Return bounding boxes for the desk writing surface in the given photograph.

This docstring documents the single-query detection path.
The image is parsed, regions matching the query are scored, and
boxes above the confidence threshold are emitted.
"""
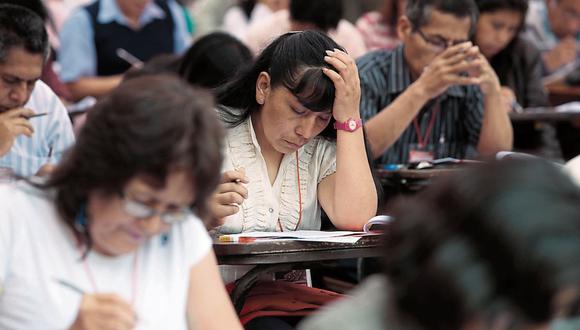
[509,107,580,122]
[376,167,460,180]
[214,235,383,265]
[545,81,580,105]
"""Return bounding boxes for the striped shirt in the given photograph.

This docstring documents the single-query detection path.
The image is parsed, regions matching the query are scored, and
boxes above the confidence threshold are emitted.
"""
[357,45,484,164]
[0,81,75,177]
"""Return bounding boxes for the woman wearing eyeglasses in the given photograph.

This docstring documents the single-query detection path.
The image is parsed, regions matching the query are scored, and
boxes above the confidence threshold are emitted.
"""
[0,75,242,330]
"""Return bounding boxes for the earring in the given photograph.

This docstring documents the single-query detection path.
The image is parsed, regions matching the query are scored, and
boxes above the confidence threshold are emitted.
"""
[74,202,87,233]
[257,98,264,105]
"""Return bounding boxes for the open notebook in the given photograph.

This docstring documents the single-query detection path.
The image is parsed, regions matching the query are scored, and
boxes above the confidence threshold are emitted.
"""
[217,215,393,243]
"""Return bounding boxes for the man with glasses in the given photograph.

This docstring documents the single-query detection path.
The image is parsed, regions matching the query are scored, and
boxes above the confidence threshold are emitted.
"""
[357,0,512,165]
[525,0,580,74]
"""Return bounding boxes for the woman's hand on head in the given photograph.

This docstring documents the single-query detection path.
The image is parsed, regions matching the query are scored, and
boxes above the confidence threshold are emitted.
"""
[69,294,136,330]
[208,169,249,226]
[322,49,362,122]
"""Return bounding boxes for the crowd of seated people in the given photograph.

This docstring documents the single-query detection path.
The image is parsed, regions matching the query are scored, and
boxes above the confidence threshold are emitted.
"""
[1,0,580,329]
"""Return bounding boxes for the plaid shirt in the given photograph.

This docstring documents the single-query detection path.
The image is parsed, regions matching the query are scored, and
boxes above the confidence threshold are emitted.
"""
[357,45,484,164]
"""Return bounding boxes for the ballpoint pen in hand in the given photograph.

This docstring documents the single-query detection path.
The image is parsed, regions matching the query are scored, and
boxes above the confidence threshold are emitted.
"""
[116,48,143,68]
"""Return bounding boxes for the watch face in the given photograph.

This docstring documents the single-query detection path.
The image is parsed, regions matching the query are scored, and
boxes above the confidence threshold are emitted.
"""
[348,120,356,131]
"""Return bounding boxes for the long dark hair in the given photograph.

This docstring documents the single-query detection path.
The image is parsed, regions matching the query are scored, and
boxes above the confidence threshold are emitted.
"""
[474,0,529,89]
[217,30,343,140]
[385,159,580,329]
[44,75,224,246]
[178,32,253,90]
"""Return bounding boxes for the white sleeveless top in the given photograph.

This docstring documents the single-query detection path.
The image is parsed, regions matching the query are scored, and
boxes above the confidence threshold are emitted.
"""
[216,117,337,234]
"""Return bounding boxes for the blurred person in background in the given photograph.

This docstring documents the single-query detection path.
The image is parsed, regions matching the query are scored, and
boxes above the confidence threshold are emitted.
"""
[58,0,191,101]
[223,0,289,41]
[244,0,368,59]
[301,159,580,330]
[356,0,405,51]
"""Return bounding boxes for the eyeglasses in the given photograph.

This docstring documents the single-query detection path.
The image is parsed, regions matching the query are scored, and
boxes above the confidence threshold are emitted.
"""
[414,28,468,51]
[119,192,193,225]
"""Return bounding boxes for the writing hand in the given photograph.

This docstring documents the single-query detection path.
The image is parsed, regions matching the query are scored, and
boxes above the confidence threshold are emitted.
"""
[0,108,35,156]
[209,169,249,226]
[69,293,136,330]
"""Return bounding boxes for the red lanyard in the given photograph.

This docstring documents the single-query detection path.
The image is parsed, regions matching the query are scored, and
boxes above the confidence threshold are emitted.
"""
[278,150,303,232]
[413,101,441,148]
[81,248,140,306]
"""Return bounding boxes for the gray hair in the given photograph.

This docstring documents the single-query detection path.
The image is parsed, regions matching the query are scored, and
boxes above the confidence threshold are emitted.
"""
[405,0,480,37]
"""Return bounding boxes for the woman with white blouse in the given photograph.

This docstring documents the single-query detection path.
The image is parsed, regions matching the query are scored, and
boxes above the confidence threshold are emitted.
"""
[209,30,378,329]
[0,76,241,330]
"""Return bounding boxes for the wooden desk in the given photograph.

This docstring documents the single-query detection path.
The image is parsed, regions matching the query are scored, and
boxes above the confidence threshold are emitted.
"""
[509,107,580,122]
[545,81,580,105]
[214,235,383,311]
[377,166,468,196]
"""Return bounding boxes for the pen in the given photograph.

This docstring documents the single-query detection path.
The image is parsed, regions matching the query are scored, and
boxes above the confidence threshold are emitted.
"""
[218,235,257,243]
[512,100,524,114]
[116,48,143,67]
[55,278,85,295]
[24,112,48,119]
[55,279,145,324]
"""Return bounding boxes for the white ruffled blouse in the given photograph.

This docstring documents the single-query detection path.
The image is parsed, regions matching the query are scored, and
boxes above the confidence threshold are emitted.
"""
[217,117,337,234]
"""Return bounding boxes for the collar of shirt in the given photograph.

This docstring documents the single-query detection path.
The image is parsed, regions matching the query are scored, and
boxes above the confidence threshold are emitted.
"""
[247,117,263,154]
[97,0,166,28]
[387,45,466,99]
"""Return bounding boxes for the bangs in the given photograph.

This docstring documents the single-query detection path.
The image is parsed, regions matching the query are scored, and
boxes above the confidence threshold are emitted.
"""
[283,67,335,113]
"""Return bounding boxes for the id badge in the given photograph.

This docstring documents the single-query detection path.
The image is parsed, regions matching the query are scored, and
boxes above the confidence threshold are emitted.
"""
[408,144,434,162]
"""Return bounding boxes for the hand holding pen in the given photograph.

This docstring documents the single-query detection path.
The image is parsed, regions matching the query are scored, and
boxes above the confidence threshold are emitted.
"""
[209,168,249,225]
[0,108,37,156]
[56,280,137,330]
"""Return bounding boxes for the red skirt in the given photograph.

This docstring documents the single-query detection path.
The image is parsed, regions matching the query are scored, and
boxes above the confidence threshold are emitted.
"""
[227,281,343,325]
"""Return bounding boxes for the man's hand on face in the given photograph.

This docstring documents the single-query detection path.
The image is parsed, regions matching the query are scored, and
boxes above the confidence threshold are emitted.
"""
[0,108,35,156]
[415,42,484,100]
[416,42,501,100]
[543,37,578,73]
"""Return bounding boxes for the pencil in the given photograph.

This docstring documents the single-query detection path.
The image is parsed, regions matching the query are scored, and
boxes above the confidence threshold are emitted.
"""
[55,279,84,295]
[25,112,48,119]
[218,235,257,243]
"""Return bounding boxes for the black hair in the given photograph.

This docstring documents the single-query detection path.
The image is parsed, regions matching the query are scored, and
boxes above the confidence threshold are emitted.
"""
[0,4,49,63]
[0,0,48,20]
[405,0,480,36]
[474,0,529,99]
[289,0,343,31]
[45,75,224,247]
[239,0,257,19]
[475,0,528,15]
[385,159,580,329]
[123,53,181,81]
[216,30,342,140]
[178,32,253,90]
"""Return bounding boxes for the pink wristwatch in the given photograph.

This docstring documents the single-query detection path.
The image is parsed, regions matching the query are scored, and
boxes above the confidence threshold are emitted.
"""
[333,118,362,132]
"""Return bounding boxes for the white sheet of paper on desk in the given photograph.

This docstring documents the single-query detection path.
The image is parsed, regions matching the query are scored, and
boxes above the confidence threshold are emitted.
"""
[225,230,370,240]
[556,102,580,113]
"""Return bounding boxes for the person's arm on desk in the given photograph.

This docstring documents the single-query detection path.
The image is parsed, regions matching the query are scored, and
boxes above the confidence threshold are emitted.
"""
[187,250,242,330]
[66,75,123,101]
[316,50,377,230]
[472,52,513,154]
[365,42,485,158]
[69,293,136,330]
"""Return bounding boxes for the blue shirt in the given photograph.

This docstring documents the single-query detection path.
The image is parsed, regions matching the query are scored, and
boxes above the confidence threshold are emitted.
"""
[58,0,190,83]
[0,81,75,177]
